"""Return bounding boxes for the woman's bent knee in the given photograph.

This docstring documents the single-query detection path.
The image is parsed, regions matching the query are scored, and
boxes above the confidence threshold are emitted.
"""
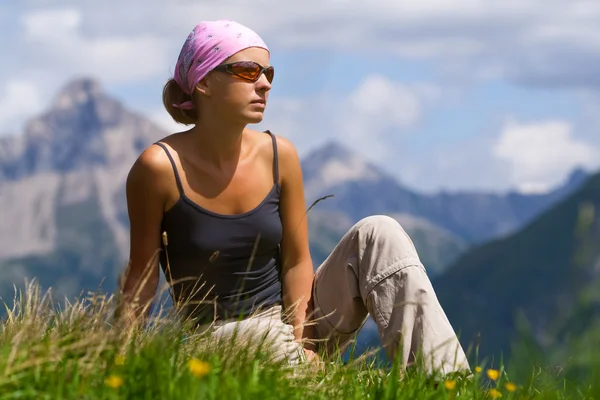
[355,215,401,232]
[355,214,418,258]
[349,215,425,297]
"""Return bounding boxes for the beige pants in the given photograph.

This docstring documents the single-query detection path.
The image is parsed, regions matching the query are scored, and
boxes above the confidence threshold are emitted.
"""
[311,215,470,375]
[201,304,306,365]
[197,215,470,375]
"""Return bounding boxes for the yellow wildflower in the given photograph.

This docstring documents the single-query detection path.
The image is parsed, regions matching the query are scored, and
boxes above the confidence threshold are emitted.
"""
[488,388,502,398]
[487,369,500,380]
[444,379,457,390]
[475,366,482,373]
[505,382,517,392]
[188,358,211,378]
[105,375,124,389]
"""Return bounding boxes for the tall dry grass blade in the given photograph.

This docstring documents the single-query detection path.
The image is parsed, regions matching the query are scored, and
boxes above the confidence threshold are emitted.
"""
[306,194,334,215]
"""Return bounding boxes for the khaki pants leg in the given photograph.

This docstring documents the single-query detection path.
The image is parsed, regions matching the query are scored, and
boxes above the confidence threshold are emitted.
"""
[197,305,305,365]
[311,215,470,375]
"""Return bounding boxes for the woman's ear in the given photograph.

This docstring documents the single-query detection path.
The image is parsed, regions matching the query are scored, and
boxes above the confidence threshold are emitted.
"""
[194,77,211,97]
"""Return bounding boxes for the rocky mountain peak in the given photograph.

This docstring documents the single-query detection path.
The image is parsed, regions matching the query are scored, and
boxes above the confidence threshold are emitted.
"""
[34,76,128,135]
[0,77,165,181]
[50,77,104,112]
[307,140,356,161]
[301,140,402,202]
[303,140,391,181]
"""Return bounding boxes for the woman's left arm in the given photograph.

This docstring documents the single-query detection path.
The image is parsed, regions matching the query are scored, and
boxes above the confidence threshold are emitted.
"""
[275,135,316,348]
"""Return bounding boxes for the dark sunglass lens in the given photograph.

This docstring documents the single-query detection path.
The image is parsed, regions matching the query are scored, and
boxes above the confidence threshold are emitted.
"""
[264,66,274,83]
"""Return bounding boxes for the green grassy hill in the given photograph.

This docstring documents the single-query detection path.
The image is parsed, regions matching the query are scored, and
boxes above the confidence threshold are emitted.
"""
[432,172,600,365]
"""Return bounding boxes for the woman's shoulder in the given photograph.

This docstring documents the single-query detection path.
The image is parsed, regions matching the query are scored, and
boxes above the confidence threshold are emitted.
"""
[133,136,176,173]
[250,129,298,160]
[127,134,181,192]
[250,129,302,184]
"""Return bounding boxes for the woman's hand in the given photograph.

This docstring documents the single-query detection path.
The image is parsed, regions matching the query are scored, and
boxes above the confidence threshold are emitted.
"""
[303,348,319,362]
[303,348,326,373]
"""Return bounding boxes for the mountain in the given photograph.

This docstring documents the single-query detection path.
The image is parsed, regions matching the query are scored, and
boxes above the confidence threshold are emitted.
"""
[0,78,165,301]
[431,172,600,363]
[389,212,469,277]
[307,209,467,278]
[302,142,590,244]
[302,142,471,275]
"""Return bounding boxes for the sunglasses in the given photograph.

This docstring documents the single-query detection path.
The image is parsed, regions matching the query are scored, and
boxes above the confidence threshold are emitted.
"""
[212,61,274,83]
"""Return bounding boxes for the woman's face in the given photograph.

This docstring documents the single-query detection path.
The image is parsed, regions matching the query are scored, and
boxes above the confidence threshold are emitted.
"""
[201,47,273,125]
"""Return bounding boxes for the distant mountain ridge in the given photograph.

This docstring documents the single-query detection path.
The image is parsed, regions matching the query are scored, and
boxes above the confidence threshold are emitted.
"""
[302,142,590,244]
[307,209,468,277]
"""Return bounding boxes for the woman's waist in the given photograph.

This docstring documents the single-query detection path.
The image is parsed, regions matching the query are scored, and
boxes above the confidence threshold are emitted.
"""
[160,246,280,271]
[168,266,282,301]
[176,288,283,326]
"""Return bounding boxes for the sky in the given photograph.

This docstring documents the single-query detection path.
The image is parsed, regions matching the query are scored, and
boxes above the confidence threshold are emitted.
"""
[1,0,600,194]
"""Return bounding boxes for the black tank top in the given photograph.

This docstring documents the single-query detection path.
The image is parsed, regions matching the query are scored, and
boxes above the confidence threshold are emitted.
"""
[154,131,283,324]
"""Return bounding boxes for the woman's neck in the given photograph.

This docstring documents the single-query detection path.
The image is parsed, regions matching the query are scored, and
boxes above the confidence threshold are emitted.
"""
[189,118,247,168]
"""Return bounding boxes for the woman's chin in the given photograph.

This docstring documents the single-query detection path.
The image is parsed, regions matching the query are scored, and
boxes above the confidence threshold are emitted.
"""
[243,111,265,124]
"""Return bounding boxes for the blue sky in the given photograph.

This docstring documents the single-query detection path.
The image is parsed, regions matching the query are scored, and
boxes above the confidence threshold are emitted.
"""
[1,0,600,194]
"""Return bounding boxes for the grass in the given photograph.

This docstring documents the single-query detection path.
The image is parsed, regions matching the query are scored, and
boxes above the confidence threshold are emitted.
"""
[0,281,597,399]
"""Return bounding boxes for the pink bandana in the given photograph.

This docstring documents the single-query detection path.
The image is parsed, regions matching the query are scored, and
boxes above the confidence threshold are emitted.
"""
[172,20,269,109]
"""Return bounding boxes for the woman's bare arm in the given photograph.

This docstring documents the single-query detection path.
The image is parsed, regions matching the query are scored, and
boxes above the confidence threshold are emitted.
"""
[114,146,170,328]
[276,135,316,348]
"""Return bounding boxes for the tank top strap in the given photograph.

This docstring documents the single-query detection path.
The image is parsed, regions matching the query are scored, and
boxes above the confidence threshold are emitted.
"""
[264,130,279,185]
[154,141,184,195]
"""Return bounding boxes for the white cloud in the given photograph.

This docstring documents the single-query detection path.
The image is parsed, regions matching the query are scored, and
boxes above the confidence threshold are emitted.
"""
[339,75,423,159]
[21,8,81,41]
[347,75,422,129]
[493,118,599,193]
[400,134,513,194]
[395,115,600,195]
[574,91,600,149]
[9,1,600,90]
[4,2,600,126]
[0,80,45,135]
[0,6,175,133]
[253,74,432,160]
[19,8,171,84]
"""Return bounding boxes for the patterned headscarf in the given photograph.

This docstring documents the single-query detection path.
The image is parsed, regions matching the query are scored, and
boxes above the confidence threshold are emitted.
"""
[172,20,269,109]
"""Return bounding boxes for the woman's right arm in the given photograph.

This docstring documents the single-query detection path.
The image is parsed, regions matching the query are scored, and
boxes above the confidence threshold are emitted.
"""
[114,146,169,328]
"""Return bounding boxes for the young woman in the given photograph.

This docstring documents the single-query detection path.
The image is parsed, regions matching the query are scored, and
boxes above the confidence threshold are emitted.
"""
[118,19,470,375]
